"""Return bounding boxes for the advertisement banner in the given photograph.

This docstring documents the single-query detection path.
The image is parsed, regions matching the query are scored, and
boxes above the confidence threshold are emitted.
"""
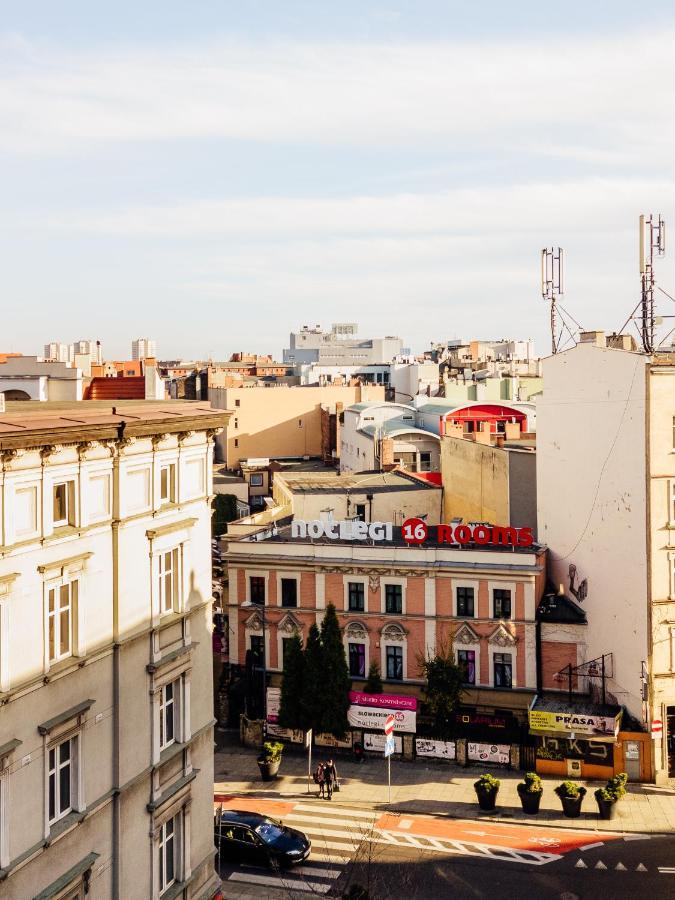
[364,732,403,754]
[266,724,304,744]
[349,691,417,712]
[315,732,353,749]
[415,738,456,760]
[467,742,510,765]
[347,705,416,733]
[529,708,620,738]
[266,687,281,724]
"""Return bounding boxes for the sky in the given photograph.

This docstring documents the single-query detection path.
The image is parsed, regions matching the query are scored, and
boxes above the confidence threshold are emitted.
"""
[2,1,675,360]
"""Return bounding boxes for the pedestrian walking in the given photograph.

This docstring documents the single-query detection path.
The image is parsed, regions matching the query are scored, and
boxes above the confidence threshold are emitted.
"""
[314,763,326,799]
[324,758,338,800]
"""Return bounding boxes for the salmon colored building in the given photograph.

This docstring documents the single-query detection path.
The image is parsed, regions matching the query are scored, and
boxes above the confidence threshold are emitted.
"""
[224,522,584,724]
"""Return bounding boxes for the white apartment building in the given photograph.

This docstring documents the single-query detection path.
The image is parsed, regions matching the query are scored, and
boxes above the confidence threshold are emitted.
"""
[133,338,158,361]
[0,401,230,898]
[537,334,675,782]
[0,357,83,402]
[283,323,403,366]
[44,343,74,364]
[73,341,103,365]
[340,402,441,474]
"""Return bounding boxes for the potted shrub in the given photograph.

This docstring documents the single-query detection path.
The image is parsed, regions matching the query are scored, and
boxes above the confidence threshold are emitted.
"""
[257,741,283,782]
[517,772,543,814]
[594,785,618,820]
[474,773,501,811]
[554,780,587,818]
[607,772,628,799]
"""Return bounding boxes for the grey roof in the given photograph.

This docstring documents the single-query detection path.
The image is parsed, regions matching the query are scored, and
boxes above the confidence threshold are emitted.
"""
[360,415,439,439]
[275,470,439,493]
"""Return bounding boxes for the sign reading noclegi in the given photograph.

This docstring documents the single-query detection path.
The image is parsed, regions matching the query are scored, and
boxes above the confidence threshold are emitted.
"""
[291,517,534,548]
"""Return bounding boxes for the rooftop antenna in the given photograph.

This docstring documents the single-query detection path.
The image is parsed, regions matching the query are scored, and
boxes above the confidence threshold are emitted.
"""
[639,214,666,353]
[541,247,565,353]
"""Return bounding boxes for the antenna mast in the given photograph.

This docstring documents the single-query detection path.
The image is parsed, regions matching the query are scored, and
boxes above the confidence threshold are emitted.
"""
[639,214,666,353]
[541,247,564,353]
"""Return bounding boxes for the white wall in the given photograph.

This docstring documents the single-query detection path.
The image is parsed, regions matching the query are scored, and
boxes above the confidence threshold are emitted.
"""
[537,343,647,719]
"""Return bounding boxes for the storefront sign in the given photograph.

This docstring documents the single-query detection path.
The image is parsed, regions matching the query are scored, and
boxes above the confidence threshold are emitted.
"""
[536,736,614,766]
[347,705,416,733]
[266,687,281,724]
[364,732,403,754]
[266,724,304,743]
[291,518,533,548]
[415,738,456,760]
[467,742,510,765]
[529,708,621,738]
[315,732,353,749]
[349,691,417,712]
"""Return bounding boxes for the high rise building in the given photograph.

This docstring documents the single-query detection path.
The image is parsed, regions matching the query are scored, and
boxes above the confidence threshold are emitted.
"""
[43,342,73,363]
[132,338,157,361]
[283,323,403,366]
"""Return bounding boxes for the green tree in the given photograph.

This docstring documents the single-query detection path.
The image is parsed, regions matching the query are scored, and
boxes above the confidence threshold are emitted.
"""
[418,641,464,738]
[363,662,383,693]
[278,631,306,730]
[302,623,324,733]
[212,494,238,536]
[319,603,351,738]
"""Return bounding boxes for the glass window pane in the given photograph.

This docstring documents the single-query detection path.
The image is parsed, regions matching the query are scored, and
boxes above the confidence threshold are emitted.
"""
[49,769,55,821]
[49,613,55,660]
[59,762,70,812]
[53,483,66,522]
[60,610,70,654]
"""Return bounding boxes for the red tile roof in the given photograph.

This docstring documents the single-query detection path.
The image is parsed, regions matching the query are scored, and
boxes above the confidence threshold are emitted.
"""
[86,376,146,400]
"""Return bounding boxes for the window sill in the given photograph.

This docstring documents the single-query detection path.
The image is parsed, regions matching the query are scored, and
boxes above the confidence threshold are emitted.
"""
[45,810,83,846]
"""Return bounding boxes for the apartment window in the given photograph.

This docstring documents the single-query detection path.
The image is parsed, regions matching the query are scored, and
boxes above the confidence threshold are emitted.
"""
[493,589,512,619]
[250,576,265,605]
[48,581,77,663]
[250,473,264,487]
[457,649,476,685]
[349,642,366,677]
[53,480,75,527]
[420,452,432,472]
[456,587,475,618]
[280,578,297,608]
[494,653,513,689]
[235,398,240,407]
[355,503,367,522]
[348,582,364,612]
[250,635,264,663]
[159,679,179,750]
[158,548,180,615]
[386,645,403,681]
[298,419,303,428]
[48,736,77,825]
[159,463,176,503]
[159,814,179,895]
[234,438,239,448]
[234,418,239,429]
[385,584,403,615]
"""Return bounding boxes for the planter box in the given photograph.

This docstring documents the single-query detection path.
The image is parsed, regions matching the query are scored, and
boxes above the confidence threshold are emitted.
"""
[257,758,281,782]
[475,788,498,811]
[596,797,617,820]
[559,793,585,818]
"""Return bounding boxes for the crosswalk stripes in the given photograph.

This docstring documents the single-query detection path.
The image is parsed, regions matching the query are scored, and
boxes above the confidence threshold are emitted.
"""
[221,801,377,895]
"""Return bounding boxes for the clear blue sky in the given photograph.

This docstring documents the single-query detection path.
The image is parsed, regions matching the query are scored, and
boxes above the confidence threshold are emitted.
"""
[2,1,675,359]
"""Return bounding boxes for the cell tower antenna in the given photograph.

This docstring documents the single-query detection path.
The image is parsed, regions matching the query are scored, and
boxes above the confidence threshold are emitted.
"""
[541,247,564,354]
[639,214,666,353]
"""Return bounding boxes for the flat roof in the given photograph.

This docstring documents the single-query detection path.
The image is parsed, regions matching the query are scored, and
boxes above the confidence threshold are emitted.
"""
[275,470,440,493]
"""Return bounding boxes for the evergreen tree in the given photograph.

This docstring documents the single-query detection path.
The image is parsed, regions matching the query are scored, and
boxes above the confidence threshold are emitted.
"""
[418,641,464,738]
[302,623,324,733]
[278,631,306,730]
[363,662,383,693]
[319,603,351,738]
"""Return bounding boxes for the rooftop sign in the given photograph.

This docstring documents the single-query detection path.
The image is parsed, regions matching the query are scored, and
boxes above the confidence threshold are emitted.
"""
[290,517,534,548]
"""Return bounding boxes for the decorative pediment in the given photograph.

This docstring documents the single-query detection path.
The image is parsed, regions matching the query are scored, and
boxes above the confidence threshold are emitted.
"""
[244,611,263,632]
[345,621,369,640]
[278,612,302,635]
[488,623,518,647]
[381,623,407,642]
[454,623,479,646]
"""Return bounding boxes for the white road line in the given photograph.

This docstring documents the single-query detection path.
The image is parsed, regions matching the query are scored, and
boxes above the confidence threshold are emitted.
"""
[293,803,375,819]
[658,867,675,873]
[310,850,350,864]
[227,872,332,894]
[624,834,651,841]
[580,842,604,851]
[289,826,363,843]
[293,865,343,878]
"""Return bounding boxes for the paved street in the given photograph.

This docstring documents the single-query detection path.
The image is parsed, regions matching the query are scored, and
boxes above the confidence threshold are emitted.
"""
[214,794,675,899]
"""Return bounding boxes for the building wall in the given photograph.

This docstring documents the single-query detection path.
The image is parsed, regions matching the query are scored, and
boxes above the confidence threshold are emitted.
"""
[647,363,675,780]
[508,450,537,532]
[441,435,510,525]
[209,384,384,469]
[537,343,648,722]
[0,420,223,898]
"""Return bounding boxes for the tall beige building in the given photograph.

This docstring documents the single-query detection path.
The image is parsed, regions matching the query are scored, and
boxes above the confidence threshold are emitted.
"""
[0,401,229,898]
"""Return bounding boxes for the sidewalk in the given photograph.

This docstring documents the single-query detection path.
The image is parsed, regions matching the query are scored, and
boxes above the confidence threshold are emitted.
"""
[214,731,675,834]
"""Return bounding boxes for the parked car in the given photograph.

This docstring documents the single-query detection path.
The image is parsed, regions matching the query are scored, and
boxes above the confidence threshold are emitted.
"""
[214,809,311,868]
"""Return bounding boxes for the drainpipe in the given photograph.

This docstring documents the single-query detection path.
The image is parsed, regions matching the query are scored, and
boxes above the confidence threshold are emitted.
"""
[111,424,123,900]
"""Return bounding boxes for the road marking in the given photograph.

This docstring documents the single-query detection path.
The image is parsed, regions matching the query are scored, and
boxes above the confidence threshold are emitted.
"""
[227,872,332,894]
[636,863,648,872]
[311,850,350,864]
[293,865,343,878]
[399,819,414,829]
[615,862,627,870]
[294,803,375,819]
[624,834,651,841]
[594,861,607,870]
[575,859,587,868]
[580,842,604,851]
[658,867,675,874]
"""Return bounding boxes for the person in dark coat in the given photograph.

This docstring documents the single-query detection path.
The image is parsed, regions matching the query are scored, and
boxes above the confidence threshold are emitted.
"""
[323,758,338,800]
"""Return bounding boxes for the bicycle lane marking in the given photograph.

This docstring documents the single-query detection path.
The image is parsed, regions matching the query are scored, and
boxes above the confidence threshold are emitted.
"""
[214,794,296,818]
[373,813,622,855]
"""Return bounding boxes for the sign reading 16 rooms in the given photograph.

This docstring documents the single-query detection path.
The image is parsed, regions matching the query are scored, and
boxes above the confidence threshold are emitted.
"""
[291,518,534,548]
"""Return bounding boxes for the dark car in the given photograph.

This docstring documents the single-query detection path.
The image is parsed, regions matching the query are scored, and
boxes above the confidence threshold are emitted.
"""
[214,809,311,868]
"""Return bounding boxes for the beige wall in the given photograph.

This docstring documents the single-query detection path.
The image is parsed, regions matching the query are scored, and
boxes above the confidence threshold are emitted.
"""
[441,434,509,524]
[210,384,384,468]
